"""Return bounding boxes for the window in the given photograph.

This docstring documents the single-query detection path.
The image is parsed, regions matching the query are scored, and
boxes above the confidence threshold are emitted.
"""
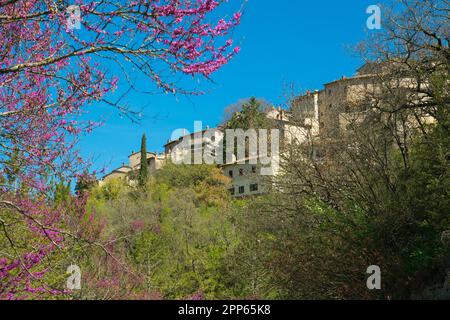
[239,169,244,176]
[250,184,259,192]
[229,170,233,178]
[239,186,245,194]
[252,166,257,174]
[229,187,235,196]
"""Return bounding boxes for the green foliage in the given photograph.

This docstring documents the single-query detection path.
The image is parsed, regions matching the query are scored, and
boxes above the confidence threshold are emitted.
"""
[139,134,149,188]
[53,180,71,205]
[389,116,450,295]
[83,163,254,299]
[245,105,450,299]
[154,162,223,188]
[223,97,274,162]
[225,97,272,130]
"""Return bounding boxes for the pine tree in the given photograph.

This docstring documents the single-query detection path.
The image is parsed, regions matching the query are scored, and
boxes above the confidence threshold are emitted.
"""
[139,134,149,187]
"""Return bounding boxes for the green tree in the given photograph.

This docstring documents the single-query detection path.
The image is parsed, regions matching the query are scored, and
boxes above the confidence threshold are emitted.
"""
[83,163,253,299]
[225,97,271,130]
[223,97,274,163]
[139,134,149,187]
[54,180,71,205]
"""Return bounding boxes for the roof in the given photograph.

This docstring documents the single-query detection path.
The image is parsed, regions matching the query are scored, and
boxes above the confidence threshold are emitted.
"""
[164,128,221,147]
[356,62,383,75]
[128,151,157,157]
[102,165,132,179]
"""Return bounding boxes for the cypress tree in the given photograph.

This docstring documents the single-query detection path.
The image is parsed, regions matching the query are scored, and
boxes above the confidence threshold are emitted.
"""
[139,134,148,187]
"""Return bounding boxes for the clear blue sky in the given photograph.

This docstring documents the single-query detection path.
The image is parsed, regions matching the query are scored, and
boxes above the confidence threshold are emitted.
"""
[79,0,378,174]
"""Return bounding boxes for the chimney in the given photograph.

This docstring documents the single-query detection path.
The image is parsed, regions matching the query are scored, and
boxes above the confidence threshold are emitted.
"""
[313,90,319,122]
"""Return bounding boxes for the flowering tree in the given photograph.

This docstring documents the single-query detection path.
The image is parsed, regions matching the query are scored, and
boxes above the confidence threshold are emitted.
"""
[0,0,241,299]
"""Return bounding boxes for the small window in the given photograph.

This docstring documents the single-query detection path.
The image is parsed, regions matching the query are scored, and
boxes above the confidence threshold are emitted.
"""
[229,170,233,178]
[239,169,244,176]
[250,184,259,192]
[229,187,235,196]
[252,166,257,174]
[239,186,245,194]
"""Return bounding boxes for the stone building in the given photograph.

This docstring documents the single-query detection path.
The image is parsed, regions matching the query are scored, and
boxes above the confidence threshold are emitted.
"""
[291,66,381,139]
[100,108,311,197]
[164,127,222,165]
[221,107,311,197]
[100,151,167,185]
[292,63,436,140]
[100,165,132,185]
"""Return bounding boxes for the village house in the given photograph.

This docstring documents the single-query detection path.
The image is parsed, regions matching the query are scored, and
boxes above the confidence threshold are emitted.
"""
[99,151,167,186]
[101,63,433,196]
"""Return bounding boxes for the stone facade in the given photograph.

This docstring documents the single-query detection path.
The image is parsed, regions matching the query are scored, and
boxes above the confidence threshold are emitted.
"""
[100,152,167,185]
[292,63,436,139]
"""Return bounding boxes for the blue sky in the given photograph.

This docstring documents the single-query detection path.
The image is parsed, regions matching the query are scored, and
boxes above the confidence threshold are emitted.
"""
[79,0,378,174]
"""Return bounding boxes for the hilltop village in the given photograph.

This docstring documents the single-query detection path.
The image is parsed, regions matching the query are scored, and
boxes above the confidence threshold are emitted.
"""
[101,63,435,197]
